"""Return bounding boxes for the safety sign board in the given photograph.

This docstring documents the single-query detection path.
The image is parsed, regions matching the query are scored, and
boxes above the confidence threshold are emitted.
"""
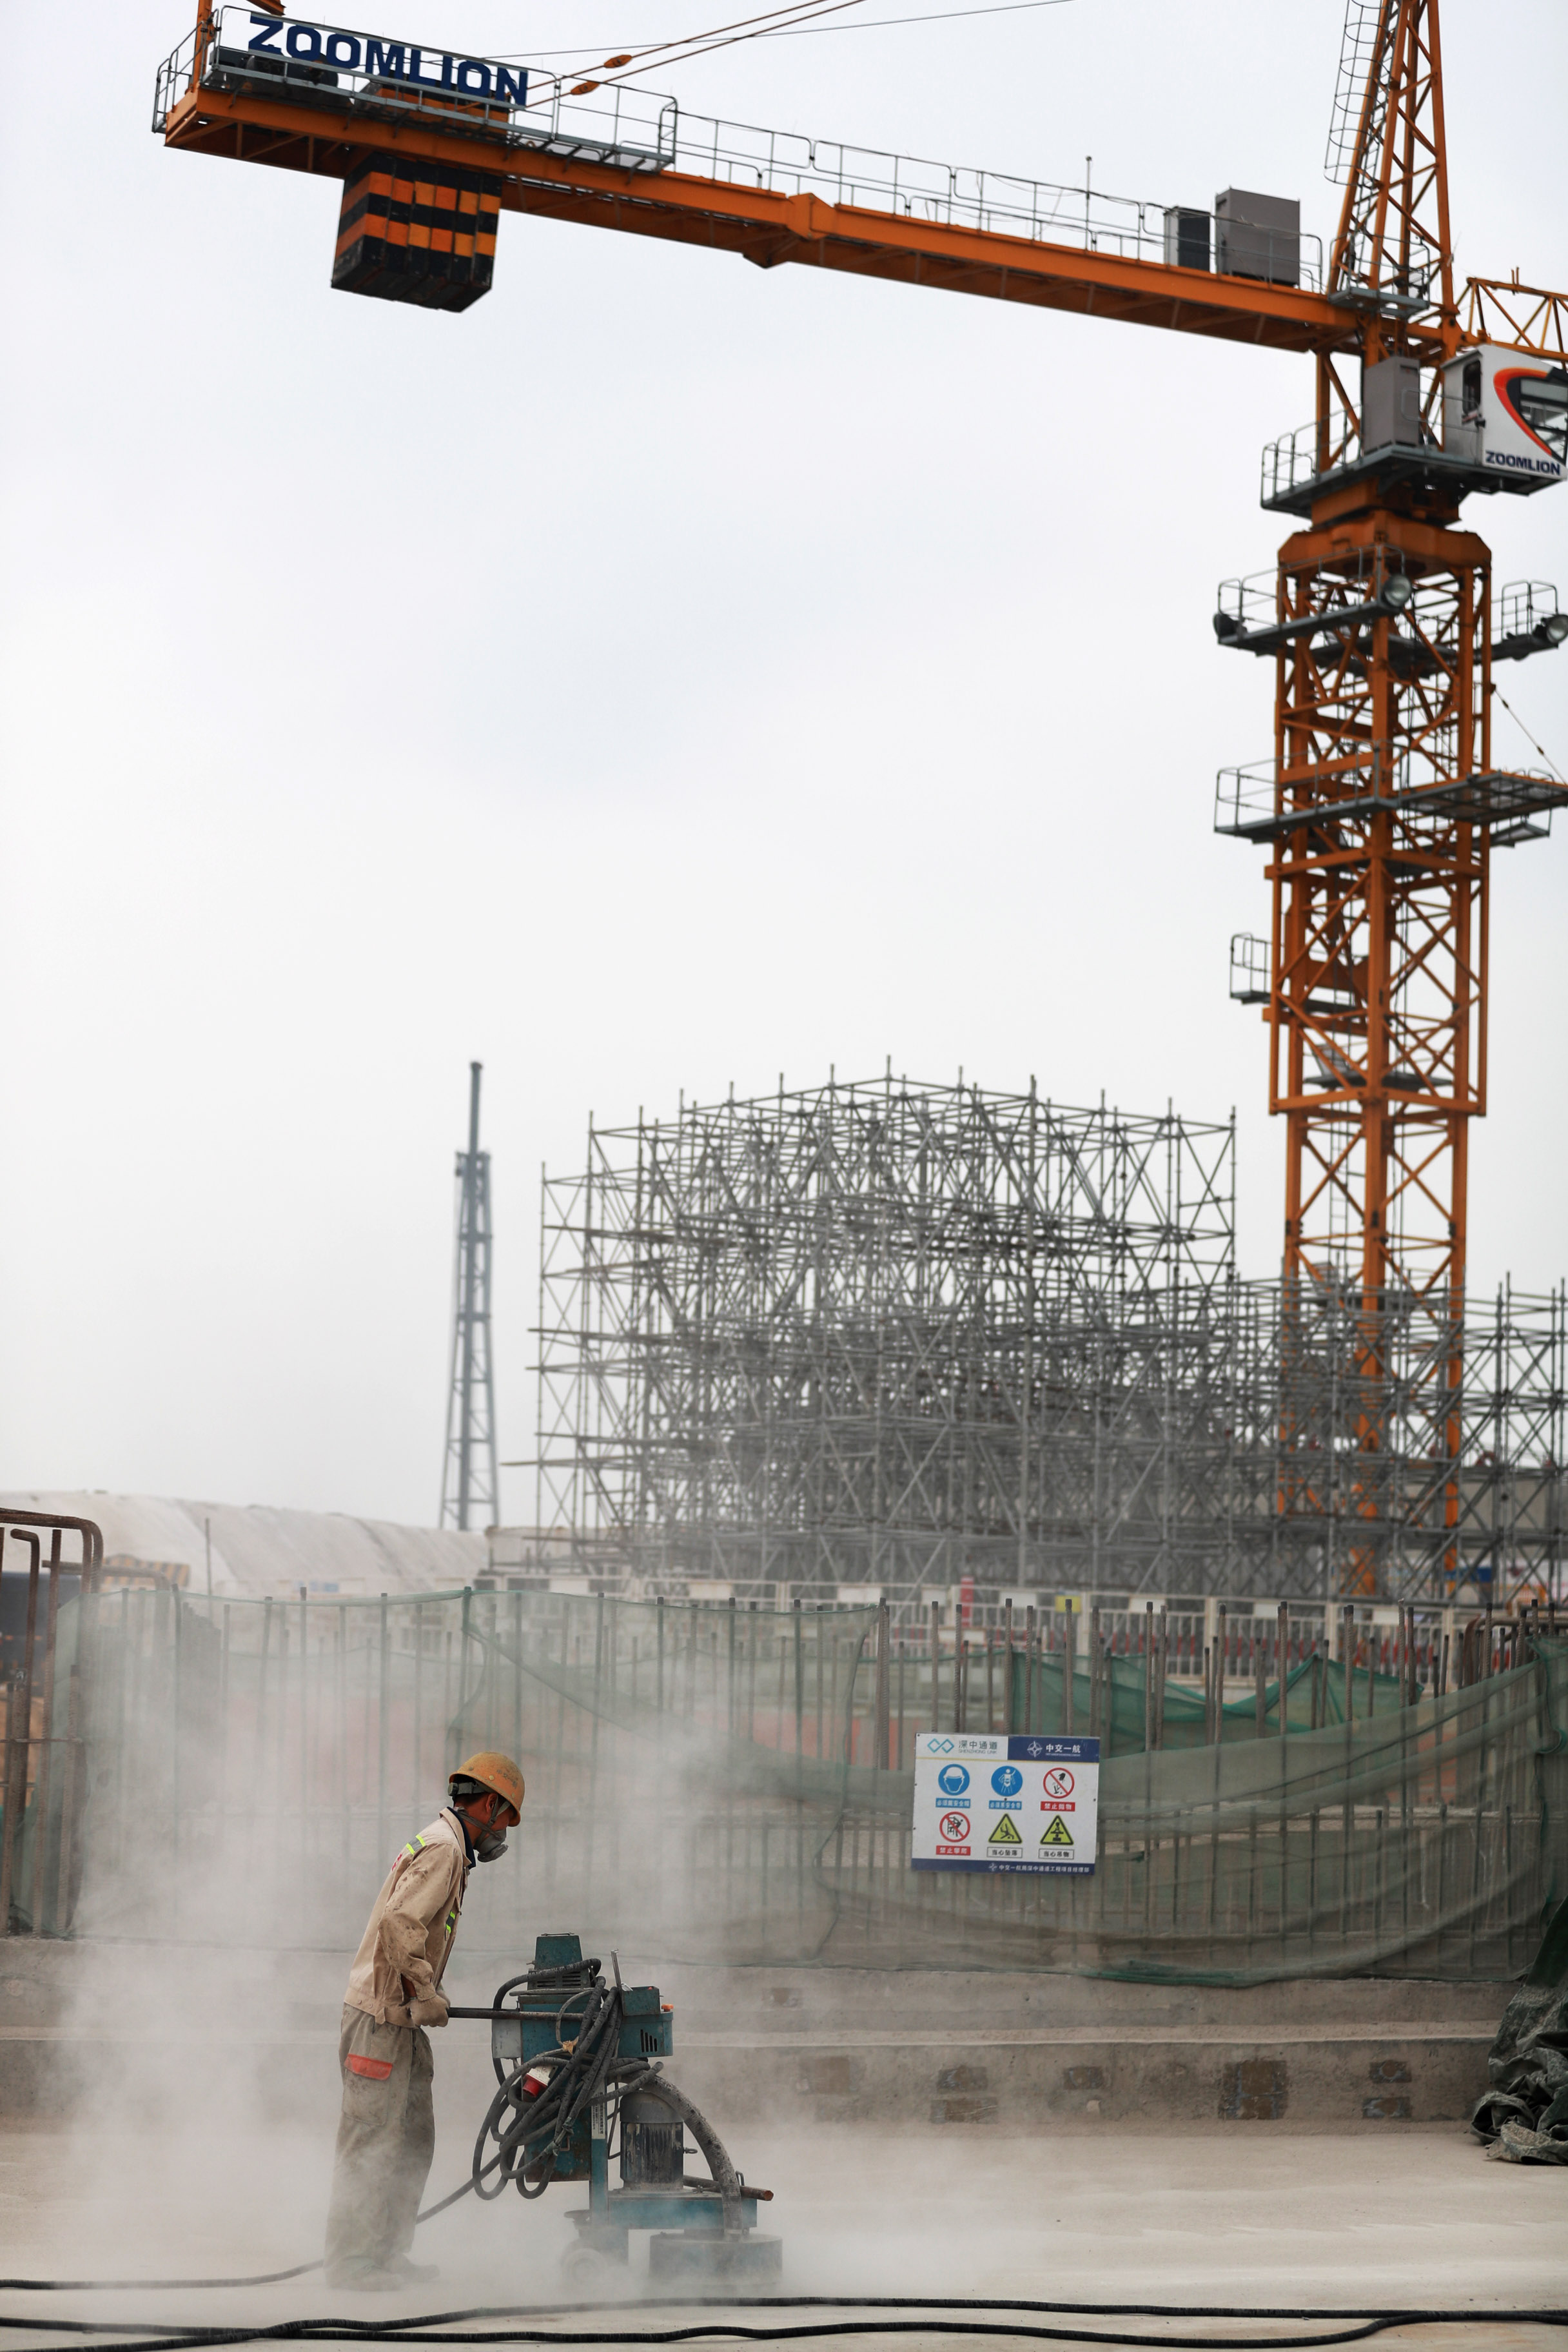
[910,1732,1099,1875]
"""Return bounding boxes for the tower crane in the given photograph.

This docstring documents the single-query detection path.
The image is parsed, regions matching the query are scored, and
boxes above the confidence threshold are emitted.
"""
[154,0,1568,1598]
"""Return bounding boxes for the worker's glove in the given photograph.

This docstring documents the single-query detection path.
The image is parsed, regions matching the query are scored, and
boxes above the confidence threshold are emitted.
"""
[408,1993,450,2029]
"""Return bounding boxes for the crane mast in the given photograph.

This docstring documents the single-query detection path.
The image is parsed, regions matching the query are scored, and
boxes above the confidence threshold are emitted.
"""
[1252,0,1546,1595]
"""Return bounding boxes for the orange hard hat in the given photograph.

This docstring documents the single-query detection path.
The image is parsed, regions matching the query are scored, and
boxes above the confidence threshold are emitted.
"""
[449,1751,524,1827]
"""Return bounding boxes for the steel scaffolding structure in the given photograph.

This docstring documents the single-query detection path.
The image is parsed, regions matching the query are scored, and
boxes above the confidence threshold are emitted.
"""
[1273,1271,1566,1600]
[534,1075,1564,1607]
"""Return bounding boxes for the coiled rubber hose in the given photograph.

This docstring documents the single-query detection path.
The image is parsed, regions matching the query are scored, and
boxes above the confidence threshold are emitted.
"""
[473,1977,635,2204]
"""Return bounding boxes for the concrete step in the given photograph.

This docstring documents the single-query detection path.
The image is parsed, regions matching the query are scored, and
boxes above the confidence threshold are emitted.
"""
[672,2023,1493,2131]
[0,1939,1508,2132]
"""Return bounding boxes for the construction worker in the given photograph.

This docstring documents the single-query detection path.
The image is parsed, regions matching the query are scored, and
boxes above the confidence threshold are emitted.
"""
[324,1752,524,2291]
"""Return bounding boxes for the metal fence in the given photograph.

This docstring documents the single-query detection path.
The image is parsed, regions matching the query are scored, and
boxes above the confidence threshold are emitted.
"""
[8,1567,1561,1984]
[0,1513,102,1940]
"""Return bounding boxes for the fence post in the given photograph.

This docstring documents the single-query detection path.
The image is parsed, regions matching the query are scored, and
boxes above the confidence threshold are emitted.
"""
[1002,1600,1014,1735]
[299,1584,310,1872]
[336,1603,349,1890]
[1063,1601,1076,1736]
[55,1656,84,1937]
[1088,1605,1101,1741]
[513,1589,524,1781]
[1,1533,42,1936]
[1155,1604,1169,1749]
[172,1587,182,1912]
[28,1541,63,1933]
[874,1600,890,1771]
[1142,1601,1154,1750]
[727,1594,738,1740]
[929,1601,941,1743]
[377,1594,390,1865]
[792,1598,803,1774]
[255,1596,273,1832]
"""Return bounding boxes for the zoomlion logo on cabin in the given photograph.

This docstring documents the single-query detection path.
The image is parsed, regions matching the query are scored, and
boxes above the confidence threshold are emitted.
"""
[1486,449,1564,479]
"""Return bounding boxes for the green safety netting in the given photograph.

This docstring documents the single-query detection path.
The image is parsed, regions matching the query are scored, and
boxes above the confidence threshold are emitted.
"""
[15,1590,1565,1985]
[1008,1645,1411,1754]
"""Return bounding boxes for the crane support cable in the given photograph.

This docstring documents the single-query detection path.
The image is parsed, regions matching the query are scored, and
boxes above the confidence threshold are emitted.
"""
[504,0,1071,62]
[519,0,885,91]
[1493,681,1566,784]
[518,0,1073,94]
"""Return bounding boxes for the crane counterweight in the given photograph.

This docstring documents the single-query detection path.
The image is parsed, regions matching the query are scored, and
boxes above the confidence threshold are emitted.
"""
[333,151,500,309]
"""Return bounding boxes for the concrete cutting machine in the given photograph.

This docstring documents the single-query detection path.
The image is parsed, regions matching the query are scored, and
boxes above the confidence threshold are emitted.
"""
[449,1934,781,2289]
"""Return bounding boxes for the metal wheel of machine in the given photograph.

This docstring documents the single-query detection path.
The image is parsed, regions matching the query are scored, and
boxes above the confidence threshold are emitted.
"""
[560,2240,626,2292]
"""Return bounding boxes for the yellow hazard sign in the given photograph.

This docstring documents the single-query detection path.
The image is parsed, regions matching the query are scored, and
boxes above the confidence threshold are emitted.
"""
[1039,1816,1075,1848]
[987,1814,1023,1845]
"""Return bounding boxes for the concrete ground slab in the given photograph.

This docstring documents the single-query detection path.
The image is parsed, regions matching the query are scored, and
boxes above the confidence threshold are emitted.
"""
[0,2117,1560,2352]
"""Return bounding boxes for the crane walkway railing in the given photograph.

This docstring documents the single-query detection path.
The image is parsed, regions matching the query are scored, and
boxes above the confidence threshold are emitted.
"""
[155,8,1326,287]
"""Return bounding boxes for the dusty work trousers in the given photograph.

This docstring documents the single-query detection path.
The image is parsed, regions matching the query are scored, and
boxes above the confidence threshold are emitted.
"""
[324,2004,435,2280]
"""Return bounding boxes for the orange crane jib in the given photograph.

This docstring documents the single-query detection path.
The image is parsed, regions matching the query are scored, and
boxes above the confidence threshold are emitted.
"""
[159,10,1362,347]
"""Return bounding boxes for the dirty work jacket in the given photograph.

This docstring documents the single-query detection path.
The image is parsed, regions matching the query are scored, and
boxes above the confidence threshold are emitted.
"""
[344,1808,472,2024]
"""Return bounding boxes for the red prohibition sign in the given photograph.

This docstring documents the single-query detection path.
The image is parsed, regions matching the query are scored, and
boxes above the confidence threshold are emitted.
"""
[939,1812,971,1842]
[1042,1768,1075,1800]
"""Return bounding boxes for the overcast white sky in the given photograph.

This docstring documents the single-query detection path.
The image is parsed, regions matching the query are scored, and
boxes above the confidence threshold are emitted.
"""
[3,1,1565,1529]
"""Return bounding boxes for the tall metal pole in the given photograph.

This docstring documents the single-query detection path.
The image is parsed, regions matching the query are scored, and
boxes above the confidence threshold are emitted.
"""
[458,1064,482,1520]
[440,1061,500,1532]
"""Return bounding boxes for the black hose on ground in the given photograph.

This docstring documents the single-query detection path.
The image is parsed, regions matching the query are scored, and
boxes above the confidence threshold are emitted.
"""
[0,2297,1562,2351]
